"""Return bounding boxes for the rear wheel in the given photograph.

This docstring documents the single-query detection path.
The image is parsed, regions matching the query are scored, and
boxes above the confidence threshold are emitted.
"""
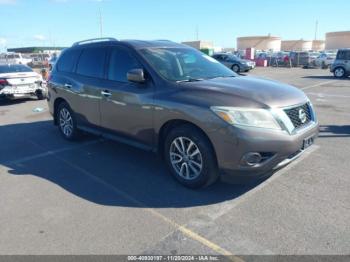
[334,67,346,78]
[57,101,79,140]
[35,90,46,100]
[164,125,219,188]
[232,64,240,73]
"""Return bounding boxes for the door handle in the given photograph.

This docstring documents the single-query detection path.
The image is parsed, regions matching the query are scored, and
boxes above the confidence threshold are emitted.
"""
[64,83,72,89]
[101,90,112,97]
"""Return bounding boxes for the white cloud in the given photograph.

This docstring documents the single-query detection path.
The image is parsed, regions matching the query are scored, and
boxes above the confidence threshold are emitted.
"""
[33,35,46,41]
[0,0,16,4]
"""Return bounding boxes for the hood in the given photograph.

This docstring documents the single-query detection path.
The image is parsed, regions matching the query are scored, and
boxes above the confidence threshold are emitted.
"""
[179,76,308,108]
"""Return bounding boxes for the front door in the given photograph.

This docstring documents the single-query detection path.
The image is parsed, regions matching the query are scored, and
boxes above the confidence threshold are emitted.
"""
[100,46,154,147]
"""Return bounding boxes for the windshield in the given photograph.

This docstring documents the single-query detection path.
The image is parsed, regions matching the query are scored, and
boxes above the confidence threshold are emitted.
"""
[140,47,237,82]
[0,64,33,73]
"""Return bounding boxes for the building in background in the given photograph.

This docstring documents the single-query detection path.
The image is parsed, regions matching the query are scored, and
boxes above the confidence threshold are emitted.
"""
[236,35,281,52]
[181,40,213,49]
[7,46,66,54]
[181,40,214,55]
[222,48,235,53]
[312,40,325,51]
[325,31,350,50]
[281,40,312,51]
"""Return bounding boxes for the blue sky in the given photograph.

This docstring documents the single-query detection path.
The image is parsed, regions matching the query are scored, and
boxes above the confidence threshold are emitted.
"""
[0,0,349,51]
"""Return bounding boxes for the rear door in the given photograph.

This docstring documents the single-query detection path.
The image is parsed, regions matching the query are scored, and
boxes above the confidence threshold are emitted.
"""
[100,46,154,147]
[72,47,108,127]
[53,47,106,127]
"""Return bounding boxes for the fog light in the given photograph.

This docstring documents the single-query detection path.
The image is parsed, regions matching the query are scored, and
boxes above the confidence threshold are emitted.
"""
[242,152,262,166]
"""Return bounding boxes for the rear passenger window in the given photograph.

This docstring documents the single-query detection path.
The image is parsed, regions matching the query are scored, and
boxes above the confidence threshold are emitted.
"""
[76,48,107,78]
[337,51,350,60]
[108,47,141,82]
[346,51,350,60]
[57,49,81,73]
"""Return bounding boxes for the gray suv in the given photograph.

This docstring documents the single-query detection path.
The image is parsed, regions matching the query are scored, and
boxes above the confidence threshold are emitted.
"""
[48,38,319,188]
[331,49,350,78]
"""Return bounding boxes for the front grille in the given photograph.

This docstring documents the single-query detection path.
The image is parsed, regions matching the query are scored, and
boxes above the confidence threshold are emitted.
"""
[284,103,312,129]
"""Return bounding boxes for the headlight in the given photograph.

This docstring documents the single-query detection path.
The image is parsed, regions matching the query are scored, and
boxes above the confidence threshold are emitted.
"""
[211,106,282,130]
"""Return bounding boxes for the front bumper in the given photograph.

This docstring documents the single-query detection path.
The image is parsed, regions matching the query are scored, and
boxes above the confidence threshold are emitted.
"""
[241,63,255,71]
[209,121,319,181]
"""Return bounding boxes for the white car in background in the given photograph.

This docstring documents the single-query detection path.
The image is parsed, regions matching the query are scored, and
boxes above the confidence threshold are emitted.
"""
[0,64,46,100]
[315,53,336,68]
[0,52,32,65]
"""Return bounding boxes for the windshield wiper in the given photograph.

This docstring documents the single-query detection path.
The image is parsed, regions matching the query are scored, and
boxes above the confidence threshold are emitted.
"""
[208,75,236,80]
[176,78,204,83]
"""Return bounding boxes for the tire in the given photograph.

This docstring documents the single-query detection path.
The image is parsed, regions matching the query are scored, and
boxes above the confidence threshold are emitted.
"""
[36,90,46,100]
[57,101,79,140]
[164,124,219,188]
[232,64,240,73]
[334,67,346,78]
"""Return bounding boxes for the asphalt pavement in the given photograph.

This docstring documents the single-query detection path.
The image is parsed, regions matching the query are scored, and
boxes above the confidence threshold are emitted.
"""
[0,67,349,258]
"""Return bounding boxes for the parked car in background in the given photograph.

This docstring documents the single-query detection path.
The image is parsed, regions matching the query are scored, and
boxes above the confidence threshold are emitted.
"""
[289,52,312,67]
[308,52,320,66]
[330,48,350,78]
[0,64,46,100]
[29,53,50,67]
[48,53,59,71]
[48,38,318,188]
[270,52,289,67]
[315,53,336,69]
[212,53,255,73]
[0,52,32,65]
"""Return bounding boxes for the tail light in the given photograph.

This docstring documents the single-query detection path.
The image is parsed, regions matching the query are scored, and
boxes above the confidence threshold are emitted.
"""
[0,79,9,86]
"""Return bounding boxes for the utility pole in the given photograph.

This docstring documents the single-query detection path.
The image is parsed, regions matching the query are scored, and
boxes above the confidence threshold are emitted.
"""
[99,7,103,38]
[314,20,318,40]
[195,25,199,41]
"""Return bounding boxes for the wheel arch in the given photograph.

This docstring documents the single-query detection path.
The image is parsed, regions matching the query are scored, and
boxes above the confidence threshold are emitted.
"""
[53,97,68,125]
[157,119,218,165]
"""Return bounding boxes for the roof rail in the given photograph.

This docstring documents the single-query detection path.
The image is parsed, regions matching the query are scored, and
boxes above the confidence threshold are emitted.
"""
[72,37,117,47]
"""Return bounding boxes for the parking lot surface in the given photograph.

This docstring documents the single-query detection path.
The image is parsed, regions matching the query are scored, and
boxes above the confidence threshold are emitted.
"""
[0,68,349,256]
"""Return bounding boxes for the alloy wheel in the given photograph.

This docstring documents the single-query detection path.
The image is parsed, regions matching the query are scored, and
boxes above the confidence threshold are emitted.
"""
[59,108,73,137]
[169,137,203,180]
[335,68,345,78]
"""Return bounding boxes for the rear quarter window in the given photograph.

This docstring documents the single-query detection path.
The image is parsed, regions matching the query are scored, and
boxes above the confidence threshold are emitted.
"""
[336,50,350,60]
[56,49,82,73]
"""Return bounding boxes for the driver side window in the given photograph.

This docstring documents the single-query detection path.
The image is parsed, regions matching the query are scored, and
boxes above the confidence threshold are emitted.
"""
[108,47,141,82]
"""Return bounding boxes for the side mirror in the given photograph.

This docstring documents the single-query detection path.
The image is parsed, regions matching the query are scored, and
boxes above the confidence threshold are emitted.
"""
[127,68,146,83]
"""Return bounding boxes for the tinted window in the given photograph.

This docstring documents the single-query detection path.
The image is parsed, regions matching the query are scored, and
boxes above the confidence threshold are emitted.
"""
[108,47,141,82]
[76,47,107,78]
[57,49,81,73]
[337,50,350,60]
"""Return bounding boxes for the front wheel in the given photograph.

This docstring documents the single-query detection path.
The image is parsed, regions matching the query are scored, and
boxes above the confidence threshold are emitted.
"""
[164,125,219,188]
[334,67,346,78]
[57,101,79,140]
[232,64,240,73]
